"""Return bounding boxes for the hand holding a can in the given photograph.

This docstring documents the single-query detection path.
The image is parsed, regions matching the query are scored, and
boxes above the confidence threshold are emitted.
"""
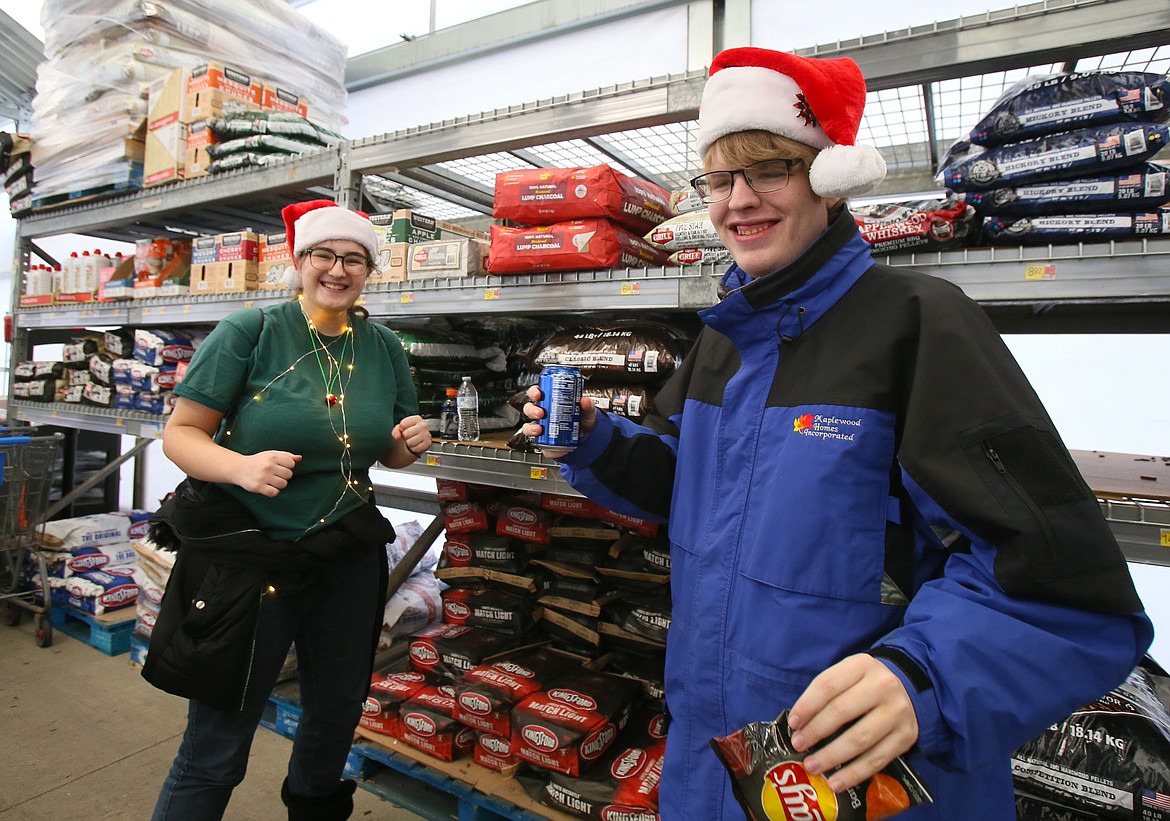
[521,373,597,459]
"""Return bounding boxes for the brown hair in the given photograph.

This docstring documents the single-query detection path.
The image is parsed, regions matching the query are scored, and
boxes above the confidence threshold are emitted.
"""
[704,130,846,218]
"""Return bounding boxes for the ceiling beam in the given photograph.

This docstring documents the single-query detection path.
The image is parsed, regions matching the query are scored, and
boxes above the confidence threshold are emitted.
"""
[346,0,691,91]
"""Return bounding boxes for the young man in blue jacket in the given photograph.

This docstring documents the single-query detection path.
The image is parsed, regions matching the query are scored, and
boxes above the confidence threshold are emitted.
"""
[524,47,1152,820]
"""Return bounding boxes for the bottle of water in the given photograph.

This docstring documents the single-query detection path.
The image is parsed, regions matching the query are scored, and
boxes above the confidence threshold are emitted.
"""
[438,387,459,440]
[456,376,480,441]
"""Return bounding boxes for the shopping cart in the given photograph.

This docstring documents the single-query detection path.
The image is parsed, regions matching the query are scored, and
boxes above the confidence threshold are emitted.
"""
[0,432,64,647]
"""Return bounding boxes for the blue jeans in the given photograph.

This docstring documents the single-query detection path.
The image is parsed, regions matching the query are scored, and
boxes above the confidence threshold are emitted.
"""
[151,545,383,820]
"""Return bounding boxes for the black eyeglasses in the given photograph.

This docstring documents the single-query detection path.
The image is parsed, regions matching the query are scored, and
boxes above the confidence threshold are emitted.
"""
[690,158,806,204]
[306,247,372,276]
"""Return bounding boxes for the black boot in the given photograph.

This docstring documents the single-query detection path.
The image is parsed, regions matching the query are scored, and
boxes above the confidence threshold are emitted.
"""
[280,777,357,821]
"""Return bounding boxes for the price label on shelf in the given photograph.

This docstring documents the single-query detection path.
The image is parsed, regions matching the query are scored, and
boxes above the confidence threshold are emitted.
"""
[400,293,415,304]
[1161,529,1170,548]
[1025,264,1056,281]
[530,467,549,480]
[424,454,441,467]
[484,288,502,301]
[620,282,641,296]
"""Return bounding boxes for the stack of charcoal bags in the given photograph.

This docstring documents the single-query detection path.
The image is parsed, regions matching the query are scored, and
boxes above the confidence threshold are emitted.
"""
[940,70,1170,245]
[1013,655,1170,821]
[386,317,550,437]
[203,111,342,174]
[28,511,151,616]
[489,164,674,274]
[358,480,667,818]
[29,0,347,203]
[504,317,694,447]
[642,187,735,267]
[12,326,204,413]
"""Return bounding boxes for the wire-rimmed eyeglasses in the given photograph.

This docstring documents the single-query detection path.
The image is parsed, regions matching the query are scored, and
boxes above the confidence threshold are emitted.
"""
[306,247,372,276]
[690,158,806,204]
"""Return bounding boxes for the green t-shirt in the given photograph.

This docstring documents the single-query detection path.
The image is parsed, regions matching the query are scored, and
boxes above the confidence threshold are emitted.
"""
[173,300,419,541]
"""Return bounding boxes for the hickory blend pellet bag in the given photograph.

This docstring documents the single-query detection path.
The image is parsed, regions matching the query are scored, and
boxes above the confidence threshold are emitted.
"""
[494,165,674,235]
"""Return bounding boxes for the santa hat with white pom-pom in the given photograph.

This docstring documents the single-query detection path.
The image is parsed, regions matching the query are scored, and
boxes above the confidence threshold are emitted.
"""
[696,47,886,199]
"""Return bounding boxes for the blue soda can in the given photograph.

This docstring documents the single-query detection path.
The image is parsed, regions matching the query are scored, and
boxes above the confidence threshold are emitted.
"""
[536,365,584,450]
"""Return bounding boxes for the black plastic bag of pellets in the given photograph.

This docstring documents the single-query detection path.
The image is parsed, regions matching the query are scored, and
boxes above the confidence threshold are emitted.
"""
[1012,656,1170,820]
[210,111,343,145]
[965,163,1170,216]
[941,122,1170,192]
[968,71,1170,148]
[533,319,692,384]
[983,209,1170,245]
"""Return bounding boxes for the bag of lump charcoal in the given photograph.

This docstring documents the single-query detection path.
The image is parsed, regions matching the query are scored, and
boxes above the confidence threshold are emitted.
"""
[1012,656,1170,820]
[969,71,1170,148]
[489,219,669,274]
[852,195,978,255]
[965,163,1170,215]
[494,165,674,235]
[941,122,1170,192]
[983,210,1170,244]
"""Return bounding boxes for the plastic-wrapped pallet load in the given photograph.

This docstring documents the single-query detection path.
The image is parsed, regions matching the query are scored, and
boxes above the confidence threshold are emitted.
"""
[30,0,348,204]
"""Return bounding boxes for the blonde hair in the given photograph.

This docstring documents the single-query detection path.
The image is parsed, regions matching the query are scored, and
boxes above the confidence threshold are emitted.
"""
[703,130,846,217]
[704,130,819,172]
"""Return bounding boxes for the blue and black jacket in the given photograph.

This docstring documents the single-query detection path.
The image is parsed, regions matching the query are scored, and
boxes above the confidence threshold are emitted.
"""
[560,211,1152,820]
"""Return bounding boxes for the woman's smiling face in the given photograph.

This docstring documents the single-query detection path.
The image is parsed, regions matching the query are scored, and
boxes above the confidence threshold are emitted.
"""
[704,135,839,279]
[297,239,370,315]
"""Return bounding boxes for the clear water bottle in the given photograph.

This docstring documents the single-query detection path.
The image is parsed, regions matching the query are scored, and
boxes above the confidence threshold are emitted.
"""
[456,376,480,441]
[438,387,459,440]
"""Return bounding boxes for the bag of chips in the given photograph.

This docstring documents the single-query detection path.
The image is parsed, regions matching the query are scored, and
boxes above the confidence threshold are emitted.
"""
[710,710,932,821]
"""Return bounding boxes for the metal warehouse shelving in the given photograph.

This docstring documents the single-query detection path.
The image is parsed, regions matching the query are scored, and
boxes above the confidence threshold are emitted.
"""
[10,0,1170,563]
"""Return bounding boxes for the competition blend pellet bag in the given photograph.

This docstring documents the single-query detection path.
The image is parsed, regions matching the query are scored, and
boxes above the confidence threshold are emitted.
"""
[1012,657,1170,820]
[494,165,674,235]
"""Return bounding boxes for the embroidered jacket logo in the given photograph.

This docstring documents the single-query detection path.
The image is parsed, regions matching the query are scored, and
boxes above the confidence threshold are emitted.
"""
[792,413,861,442]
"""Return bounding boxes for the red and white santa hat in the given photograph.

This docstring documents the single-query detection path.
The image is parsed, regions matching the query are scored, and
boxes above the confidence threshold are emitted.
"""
[697,47,886,199]
[281,199,379,265]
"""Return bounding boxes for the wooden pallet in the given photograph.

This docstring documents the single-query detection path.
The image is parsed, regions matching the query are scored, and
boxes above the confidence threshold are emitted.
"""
[353,727,577,821]
[51,605,136,656]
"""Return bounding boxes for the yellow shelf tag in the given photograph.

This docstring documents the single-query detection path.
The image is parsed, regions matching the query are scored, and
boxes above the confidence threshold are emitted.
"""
[620,282,641,296]
[400,293,415,304]
[1161,529,1170,548]
[485,288,502,300]
[424,454,440,467]
[1025,264,1056,281]
[530,467,549,480]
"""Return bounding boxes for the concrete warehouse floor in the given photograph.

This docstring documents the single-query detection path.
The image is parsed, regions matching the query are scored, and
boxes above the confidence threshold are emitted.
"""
[0,614,422,820]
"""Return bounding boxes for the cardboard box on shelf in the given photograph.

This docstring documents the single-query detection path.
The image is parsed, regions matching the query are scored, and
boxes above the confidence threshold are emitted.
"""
[99,257,135,301]
[144,122,187,188]
[407,238,488,279]
[183,120,216,180]
[369,210,445,246]
[147,68,186,131]
[190,260,258,294]
[133,238,191,298]
[262,83,309,119]
[192,231,260,265]
[368,242,407,284]
[258,231,293,290]
[185,61,263,122]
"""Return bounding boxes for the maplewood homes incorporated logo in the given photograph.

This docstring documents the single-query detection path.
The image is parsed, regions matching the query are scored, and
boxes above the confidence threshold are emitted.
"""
[792,413,862,442]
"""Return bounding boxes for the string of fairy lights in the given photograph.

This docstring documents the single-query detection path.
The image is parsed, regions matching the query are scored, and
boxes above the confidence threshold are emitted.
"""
[220,297,374,536]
